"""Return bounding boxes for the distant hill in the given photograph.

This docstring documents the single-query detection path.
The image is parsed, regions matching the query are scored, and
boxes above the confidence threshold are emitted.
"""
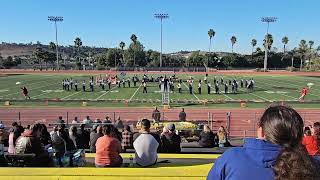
[0,42,107,59]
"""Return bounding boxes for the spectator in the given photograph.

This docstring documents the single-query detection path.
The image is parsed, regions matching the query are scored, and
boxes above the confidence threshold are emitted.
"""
[302,127,319,155]
[39,124,51,148]
[103,116,112,124]
[179,108,187,122]
[69,126,78,148]
[217,126,231,147]
[0,123,9,147]
[72,117,79,124]
[312,122,320,147]
[94,118,102,124]
[161,124,181,153]
[95,124,123,167]
[15,124,51,167]
[160,126,169,137]
[77,124,90,149]
[152,107,161,123]
[114,116,124,130]
[133,119,160,167]
[90,125,103,153]
[121,125,133,152]
[8,125,24,154]
[83,116,93,124]
[57,116,65,124]
[51,124,76,166]
[207,105,320,180]
[198,125,216,148]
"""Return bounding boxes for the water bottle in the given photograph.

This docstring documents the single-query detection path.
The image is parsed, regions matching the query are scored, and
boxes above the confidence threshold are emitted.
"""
[129,155,134,167]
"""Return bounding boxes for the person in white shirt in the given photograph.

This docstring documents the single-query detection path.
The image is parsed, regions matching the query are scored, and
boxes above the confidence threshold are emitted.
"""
[133,119,160,167]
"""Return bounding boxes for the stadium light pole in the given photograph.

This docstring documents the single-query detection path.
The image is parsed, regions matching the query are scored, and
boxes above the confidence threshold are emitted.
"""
[261,17,277,72]
[154,13,169,68]
[48,16,63,70]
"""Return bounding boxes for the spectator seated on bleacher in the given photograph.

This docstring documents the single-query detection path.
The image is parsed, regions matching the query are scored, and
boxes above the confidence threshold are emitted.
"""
[0,123,9,147]
[39,124,51,148]
[51,124,76,167]
[114,116,124,130]
[121,125,133,152]
[8,124,24,154]
[95,124,123,167]
[82,116,93,124]
[160,123,181,153]
[207,105,320,180]
[77,124,90,149]
[90,125,103,153]
[15,124,51,167]
[217,126,231,147]
[71,117,79,124]
[198,125,216,148]
[69,126,79,148]
[302,126,319,156]
[133,119,160,167]
[57,116,65,124]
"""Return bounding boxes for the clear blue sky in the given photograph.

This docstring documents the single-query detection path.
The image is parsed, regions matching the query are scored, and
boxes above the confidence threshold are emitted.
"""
[1,0,319,54]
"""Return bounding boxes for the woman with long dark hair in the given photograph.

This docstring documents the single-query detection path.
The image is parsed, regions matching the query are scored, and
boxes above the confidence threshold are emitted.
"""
[207,105,320,180]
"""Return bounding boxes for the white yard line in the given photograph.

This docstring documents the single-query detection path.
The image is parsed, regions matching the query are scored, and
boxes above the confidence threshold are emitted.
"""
[129,84,142,102]
[182,82,201,101]
[267,77,320,98]
[95,86,118,100]
[255,80,297,100]
[222,93,234,101]
[61,91,81,100]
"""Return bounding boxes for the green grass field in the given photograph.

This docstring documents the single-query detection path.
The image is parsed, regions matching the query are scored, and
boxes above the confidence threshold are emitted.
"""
[0,73,320,108]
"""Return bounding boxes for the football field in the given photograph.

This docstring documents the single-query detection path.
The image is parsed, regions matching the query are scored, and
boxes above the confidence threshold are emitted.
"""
[0,73,320,108]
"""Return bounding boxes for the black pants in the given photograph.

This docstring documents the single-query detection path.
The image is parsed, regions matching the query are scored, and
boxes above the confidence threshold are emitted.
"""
[143,87,147,93]
[189,87,192,94]
[83,86,85,92]
[198,88,201,94]
[178,88,181,93]
[75,85,78,91]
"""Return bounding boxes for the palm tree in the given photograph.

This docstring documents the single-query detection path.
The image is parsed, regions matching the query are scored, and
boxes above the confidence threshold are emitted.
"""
[282,36,289,54]
[298,40,308,70]
[251,39,257,60]
[230,36,237,53]
[119,41,125,66]
[74,37,82,61]
[130,34,137,66]
[208,29,215,53]
[308,40,315,69]
[207,29,215,68]
[48,42,56,52]
[263,34,273,71]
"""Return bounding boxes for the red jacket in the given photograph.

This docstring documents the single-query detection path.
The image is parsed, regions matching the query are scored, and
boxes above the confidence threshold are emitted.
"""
[302,136,319,155]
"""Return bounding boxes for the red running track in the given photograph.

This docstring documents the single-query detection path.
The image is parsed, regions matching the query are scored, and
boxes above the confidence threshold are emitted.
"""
[0,107,319,138]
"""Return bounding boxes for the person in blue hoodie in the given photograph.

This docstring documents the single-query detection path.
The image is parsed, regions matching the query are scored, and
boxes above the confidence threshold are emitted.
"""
[207,105,320,180]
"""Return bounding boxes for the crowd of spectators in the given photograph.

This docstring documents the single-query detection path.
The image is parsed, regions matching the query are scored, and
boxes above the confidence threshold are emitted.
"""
[0,114,187,167]
[207,105,320,180]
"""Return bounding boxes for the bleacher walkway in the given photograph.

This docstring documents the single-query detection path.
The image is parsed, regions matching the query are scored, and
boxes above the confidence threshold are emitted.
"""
[0,153,222,180]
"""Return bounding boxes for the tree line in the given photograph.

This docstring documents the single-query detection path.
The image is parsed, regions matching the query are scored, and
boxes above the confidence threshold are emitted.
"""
[1,32,320,70]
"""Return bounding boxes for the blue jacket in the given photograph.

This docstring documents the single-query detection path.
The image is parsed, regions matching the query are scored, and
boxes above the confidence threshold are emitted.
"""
[207,138,281,180]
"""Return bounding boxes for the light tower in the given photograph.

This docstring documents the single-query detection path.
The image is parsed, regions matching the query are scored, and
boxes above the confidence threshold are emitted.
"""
[154,13,169,68]
[261,17,277,72]
[48,16,64,70]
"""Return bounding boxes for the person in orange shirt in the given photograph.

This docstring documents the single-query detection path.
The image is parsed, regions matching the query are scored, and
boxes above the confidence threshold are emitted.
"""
[302,127,319,156]
[299,87,308,102]
[95,124,123,167]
